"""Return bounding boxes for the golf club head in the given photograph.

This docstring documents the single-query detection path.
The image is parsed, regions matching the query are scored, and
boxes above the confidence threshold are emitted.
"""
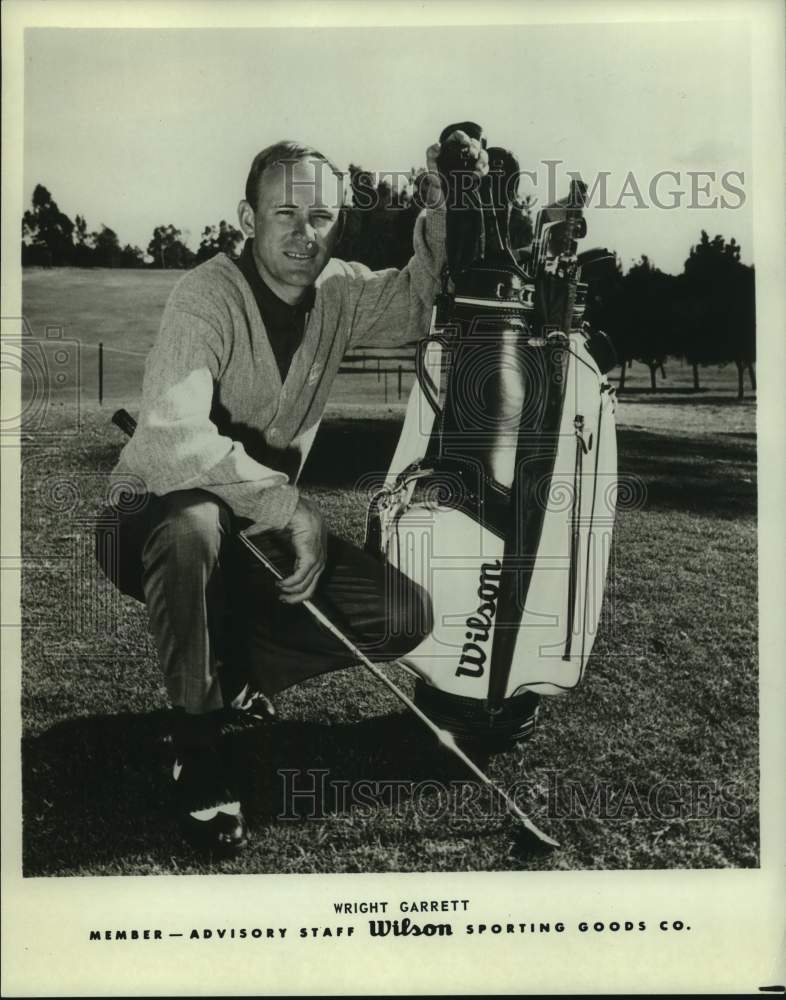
[510,820,560,857]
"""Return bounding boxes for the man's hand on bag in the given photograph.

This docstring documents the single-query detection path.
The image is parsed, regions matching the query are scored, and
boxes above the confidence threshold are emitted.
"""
[422,129,490,207]
[277,497,327,604]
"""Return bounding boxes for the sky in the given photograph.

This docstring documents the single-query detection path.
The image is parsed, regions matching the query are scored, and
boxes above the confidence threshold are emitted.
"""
[23,21,753,274]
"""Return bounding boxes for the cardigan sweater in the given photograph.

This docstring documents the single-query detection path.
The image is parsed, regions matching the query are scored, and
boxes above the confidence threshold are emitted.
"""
[110,206,447,531]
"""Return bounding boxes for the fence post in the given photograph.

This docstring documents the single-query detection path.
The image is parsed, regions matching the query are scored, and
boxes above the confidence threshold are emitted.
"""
[384,371,389,403]
[98,341,104,406]
[397,364,403,400]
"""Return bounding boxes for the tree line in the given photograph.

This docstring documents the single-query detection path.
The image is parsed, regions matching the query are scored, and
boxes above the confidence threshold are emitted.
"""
[21,179,755,399]
[21,184,245,270]
[585,233,756,400]
[20,169,527,272]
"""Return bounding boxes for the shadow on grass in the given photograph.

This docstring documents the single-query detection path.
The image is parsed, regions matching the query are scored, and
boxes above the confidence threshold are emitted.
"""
[615,389,756,403]
[618,428,756,518]
[300,420,757,519]
[42,415,757,539]
[618,427,756,465]
[300,418,402,487]
[22,709,468,875]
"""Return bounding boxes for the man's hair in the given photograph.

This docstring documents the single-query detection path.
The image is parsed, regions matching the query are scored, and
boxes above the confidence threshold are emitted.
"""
[244,140,346,209]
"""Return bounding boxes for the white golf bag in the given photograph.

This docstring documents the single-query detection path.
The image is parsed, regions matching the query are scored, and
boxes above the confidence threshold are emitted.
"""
[365,124,618,751]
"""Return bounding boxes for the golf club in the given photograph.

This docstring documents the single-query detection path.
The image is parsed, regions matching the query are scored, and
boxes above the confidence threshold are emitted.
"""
[238,528,560,849]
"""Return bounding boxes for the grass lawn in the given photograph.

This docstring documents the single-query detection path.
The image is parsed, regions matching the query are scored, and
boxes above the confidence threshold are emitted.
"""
[22,266,760,413]
[18,268,759,875]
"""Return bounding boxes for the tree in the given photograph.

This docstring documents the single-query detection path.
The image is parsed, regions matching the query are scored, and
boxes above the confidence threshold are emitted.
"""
[119,243,145,268]
[196,220,243,263]
[623,256,677,391]
[348,163,377,211]
[21,228,52,267]
[672,272,708,390]
[407,166,432,211]
[22,184,75,266]
[585,256,633,391]
[724,261,756,399]
[73,213,95,267]
[679,231,756,399]
[339,165,414,269]
[92,225,123,268]
[146,224,195,269]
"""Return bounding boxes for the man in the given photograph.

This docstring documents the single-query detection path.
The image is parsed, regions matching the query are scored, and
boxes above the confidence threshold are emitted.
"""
[97,130,489,856]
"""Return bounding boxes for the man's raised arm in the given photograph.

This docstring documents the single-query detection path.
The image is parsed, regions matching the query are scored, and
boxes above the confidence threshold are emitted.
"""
[343,203,446,349]
[343,132,487,348]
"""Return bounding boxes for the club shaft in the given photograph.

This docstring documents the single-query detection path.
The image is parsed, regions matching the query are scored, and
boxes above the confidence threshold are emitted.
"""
[238,531,558,847]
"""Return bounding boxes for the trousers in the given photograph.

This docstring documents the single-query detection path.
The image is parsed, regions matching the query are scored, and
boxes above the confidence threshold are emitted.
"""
[95,489,433,714]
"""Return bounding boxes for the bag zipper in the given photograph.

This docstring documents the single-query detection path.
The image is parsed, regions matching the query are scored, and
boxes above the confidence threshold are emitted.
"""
[563,414,589,659]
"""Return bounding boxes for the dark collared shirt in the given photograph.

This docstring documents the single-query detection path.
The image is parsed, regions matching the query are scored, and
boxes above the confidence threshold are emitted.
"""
[233,238,316,383]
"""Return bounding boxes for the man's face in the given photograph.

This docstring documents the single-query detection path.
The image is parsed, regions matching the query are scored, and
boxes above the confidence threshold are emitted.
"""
[239,157,342,305]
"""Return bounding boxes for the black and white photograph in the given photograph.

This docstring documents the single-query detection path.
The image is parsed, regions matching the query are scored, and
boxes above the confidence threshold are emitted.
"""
[2,0,784,995]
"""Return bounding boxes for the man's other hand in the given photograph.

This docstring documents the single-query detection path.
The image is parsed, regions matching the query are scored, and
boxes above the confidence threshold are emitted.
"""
[277,497,327,604]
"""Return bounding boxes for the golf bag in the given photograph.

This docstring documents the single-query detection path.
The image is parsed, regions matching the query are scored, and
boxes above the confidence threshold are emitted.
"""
[365,123,619,752]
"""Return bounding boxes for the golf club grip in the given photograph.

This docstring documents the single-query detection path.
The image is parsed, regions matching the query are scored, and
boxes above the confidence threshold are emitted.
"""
[112,408,138,438]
